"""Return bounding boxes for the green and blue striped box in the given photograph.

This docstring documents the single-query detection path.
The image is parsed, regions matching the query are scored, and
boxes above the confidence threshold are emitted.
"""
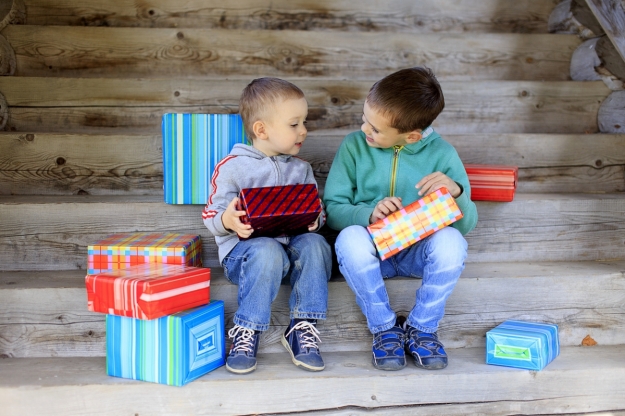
[486,320,559,371]
[162,113,248,204]
[106,300,225,386]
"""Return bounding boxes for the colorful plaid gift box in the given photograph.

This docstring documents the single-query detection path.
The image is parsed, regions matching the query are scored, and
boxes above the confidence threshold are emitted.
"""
[367,188,463,261]
[465,164,518,202]
[86,263,210,320]
[486,320,560,371]
[87,232,202,275]
[237,184,322,238]
[162,113,248,204]
[106,300,225,386]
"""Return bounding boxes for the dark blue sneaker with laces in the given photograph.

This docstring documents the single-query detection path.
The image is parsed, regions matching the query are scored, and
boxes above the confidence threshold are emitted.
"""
[226,325,260,374]
[371,325,406,371]
[404,325,448,370]
[281,319,324,371]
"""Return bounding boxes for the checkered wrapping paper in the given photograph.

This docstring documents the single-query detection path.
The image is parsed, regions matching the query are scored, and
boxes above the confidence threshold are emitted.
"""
[86,263,210,320]
[106,301,225,386]
[162,113,248,204]
[238,184,322,238]
[87,232,202,275]
[367,188,463,261]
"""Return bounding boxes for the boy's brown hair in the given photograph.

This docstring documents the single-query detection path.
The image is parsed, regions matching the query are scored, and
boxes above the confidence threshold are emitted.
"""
[366,67,445,133]
[239,77,305,139]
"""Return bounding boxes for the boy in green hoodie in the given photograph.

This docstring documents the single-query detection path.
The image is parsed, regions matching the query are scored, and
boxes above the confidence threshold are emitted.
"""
[323,67,478,371]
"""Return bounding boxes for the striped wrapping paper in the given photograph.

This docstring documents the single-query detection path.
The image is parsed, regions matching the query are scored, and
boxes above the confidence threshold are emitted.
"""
[486,320,560,371]
[86,263,210,320]
[106,300,225,386]
[465,164,518,202]
[162,113,248,204]
[87,232,202,275]
[237,184,322,238]
[367,188,463,261]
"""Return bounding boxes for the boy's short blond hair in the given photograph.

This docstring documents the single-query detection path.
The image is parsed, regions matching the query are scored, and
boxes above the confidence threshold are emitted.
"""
[239,77,305,140]
[366,67,445,133]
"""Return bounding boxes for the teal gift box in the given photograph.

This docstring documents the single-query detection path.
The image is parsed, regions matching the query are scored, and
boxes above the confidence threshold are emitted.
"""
[106,300,225,386]
[486,320,559,371]
[162,113,248,204]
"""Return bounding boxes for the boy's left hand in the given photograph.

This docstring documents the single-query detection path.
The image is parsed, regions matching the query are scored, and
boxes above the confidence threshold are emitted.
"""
[308,215,320,231]
[416,172,461,198]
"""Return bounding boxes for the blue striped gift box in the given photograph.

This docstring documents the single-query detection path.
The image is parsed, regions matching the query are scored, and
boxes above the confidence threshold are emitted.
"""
[486,320,559,371]
[106,300,225,386]
[162,113,248,204]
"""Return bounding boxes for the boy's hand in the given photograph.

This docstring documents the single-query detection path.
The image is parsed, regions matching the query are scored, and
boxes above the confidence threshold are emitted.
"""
[308,215,320,231]
[221,197,253,238]
[370,197,403,223]
[416,172,461,198]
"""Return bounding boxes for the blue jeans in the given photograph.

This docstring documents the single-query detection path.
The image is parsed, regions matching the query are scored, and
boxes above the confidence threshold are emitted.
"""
[335,225,467,334]
[222,233,332,331]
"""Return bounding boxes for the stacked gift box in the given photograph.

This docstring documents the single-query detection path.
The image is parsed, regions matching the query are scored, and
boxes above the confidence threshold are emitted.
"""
[465,164,518,202]
[86,233,225,386]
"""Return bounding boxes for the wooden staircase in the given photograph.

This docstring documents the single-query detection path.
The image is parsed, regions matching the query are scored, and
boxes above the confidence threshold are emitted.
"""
[1,1,625,414]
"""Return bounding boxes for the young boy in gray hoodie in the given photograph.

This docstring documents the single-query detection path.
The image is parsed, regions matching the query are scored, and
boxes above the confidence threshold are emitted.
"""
[202,77,332,374]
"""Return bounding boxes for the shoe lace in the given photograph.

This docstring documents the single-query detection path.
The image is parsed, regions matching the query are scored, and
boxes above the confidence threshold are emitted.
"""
[286,321,322,350]
[227,325,256,353]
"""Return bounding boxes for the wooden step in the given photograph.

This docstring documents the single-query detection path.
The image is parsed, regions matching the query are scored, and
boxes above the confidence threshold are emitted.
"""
[1,346,624,415]
[1,261,624,358]
[2,131,625,196]
[3,25,578,80]
[0,77,610,134]
[21,0,559,33]
[1,194,624,271]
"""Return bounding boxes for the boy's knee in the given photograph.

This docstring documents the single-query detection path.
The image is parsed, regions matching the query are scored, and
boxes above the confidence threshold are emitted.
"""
[246,238,287,266]
[427,227,467,263]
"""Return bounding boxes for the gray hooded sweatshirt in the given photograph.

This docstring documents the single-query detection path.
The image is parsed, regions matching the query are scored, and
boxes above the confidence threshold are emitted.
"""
[202,144,326,263]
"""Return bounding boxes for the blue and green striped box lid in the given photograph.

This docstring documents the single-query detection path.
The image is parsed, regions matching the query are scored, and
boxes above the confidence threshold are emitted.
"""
[106,300,225,386]
[162,114,248,204]
[486,320,559,371]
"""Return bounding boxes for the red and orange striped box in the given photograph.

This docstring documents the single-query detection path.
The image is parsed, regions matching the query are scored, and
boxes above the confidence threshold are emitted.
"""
[86,263,210,320]
[465,164,518,202]
[237,184,322,238]
[87,233,202,275]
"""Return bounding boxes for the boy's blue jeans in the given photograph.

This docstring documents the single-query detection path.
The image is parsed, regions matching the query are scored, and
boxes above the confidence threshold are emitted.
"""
[222,233,332,332]
[335,225,467,334]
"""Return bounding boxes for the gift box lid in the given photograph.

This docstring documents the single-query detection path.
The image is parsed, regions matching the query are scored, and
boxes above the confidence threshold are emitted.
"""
[465,164,518,187]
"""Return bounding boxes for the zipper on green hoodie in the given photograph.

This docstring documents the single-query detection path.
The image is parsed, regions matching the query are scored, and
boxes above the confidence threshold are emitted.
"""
[389,145,403,196]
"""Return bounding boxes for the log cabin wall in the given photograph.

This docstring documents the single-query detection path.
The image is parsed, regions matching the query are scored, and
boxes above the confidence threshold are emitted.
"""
[1,1,625,415]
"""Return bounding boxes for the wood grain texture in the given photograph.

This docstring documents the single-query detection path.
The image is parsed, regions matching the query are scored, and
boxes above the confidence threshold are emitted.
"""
[599,90,625,133]
[0,0,25,30]
[2,131,625,195]
[0,34,15,76]
[2,262,624,357]
[586,0,625,63]
[3,25,579,80]
[0,77,611,134]
[0,92,6,131]
[1,347,625,415]
[597,34,625,80]
[21,0,559,33]
[1,194,624,271]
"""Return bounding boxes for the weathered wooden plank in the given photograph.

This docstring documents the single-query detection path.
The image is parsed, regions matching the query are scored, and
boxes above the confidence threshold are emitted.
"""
[0,78,611,134]
[597,34,625,80]
[1,262,624,357]
[586,0,625,64]
[3,25,579,80]
[1,347,625,415]
[1,194,625,270]
[21,0,559,33]
[0,0,25,30]
[2,132,625,196]
[572,0,606,35]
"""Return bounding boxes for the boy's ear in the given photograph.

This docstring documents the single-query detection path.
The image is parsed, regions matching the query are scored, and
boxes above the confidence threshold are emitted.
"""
[252,120,268,140]
[405,130,423,144]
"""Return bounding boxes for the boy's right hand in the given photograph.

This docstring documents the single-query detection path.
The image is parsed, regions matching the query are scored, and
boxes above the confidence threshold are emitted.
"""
[370,197,403,224]
[221,197,254,238]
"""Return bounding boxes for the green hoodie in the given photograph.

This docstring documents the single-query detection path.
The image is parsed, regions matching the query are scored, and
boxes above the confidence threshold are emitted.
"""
[323,129,478,236]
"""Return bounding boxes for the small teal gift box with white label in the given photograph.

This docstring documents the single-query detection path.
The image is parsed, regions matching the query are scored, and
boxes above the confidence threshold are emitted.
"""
[486,320,559,371]
[106,300,225,386]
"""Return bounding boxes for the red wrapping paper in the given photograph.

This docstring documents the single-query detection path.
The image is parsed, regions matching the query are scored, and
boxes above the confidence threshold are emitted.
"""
[237,184,322,238]
[465,164,518,202]
[86,263,210,320]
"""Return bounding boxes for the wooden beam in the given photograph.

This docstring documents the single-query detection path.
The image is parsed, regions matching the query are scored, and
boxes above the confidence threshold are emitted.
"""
[597,34,625,80]
[572,0,605,35]
[2,25,579,80]
[586,0,625,64]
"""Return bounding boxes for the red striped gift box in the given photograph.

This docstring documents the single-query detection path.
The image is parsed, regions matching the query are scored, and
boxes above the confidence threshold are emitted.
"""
[237,184,322,238]
[86,263,210,320]
[465,164,518,202]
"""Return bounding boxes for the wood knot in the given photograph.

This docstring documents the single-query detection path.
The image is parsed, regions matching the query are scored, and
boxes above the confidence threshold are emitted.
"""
[25,134,34,141]
[595,159,603,167]
[56,157,66,165]
[581,335,597,346]
[520,91,528,97]
[174,91,180,97]
[177,32,184,39]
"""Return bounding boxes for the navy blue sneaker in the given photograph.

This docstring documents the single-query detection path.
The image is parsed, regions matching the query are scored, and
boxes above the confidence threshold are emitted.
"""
[371,325,406,371]
[281,319,325,371]
[404,325,448,370]
[226,325,260,374]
